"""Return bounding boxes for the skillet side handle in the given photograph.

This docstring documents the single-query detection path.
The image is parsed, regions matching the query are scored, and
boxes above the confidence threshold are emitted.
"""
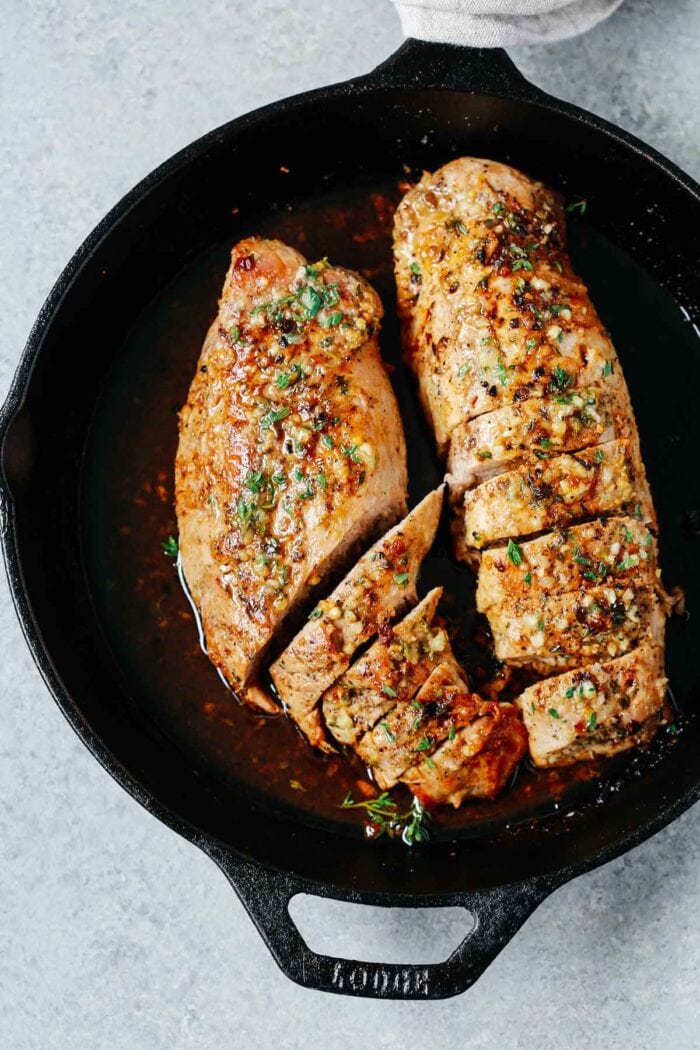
[368,38,540,97]
[208,848,559,1000]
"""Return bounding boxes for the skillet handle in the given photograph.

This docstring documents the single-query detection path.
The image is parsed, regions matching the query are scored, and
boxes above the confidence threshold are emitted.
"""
[207,847,559,1000]
[368,38,541,97]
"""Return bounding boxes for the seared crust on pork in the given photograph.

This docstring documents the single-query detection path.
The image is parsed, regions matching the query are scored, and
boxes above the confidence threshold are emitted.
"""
[176,238,407,709]
[516,645,668,766]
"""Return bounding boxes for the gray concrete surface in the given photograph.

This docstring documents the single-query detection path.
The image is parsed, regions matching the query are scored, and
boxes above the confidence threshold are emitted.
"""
[1,1,699,1046]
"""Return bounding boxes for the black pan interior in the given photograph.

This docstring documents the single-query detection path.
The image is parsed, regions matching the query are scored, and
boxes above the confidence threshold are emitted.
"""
[4,83,700,896]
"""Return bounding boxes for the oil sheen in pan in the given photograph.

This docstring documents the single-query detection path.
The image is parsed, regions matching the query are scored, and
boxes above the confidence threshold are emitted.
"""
[80,180,695,843]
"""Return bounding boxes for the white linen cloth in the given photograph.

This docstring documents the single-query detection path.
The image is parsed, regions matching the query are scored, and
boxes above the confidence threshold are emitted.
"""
[390,0,623,46]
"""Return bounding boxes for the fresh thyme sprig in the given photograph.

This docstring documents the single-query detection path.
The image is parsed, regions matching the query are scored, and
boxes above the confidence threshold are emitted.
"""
[340,791,397,836]
[402,796,431,846]
[340,791,431,846]
[161,535,179,559]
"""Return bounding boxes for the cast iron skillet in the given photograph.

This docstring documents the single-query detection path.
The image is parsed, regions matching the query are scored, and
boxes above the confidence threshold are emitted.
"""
[1,39,699,1000]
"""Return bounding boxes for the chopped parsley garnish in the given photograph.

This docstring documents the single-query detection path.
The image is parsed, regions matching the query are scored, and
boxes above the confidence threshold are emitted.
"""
[321,434,334,449]
[304,260,328,278]
[549,365,574,393]
[448,218,468,235]
[526,337,538,351]
[275,363,304,389]
[495,357,509,386]
[308,607,322,620]
[587,712,598,732]
[410,261,421,274]
[382,684,397,698]
[448,722,456,741]
[566,199,588,215]
[380,721,396,743]
[297,283,324,319]
[602,360,614,377]
[477,448,493,460]
[416,735,433,752]
[341,444,362,464]
[524,572,532,586]
[237,497,257,522]
[492,201,505,217]
[260,406,291,430]
[512,258,533,272]
[161,535,178,558]
[324,311,343,328]
[229,325,240,342]
[252,292,296,319]
[507,539,524,566]
[253,272,341,330]
[548,708,560,719]
[244,470,266,493]
[394,572,410,588]
[594,449,605,463]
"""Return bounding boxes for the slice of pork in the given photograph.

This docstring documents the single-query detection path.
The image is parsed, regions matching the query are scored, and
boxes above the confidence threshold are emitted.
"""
[476,516,658,612]
[322,588,448,747]
[270,487,443,750]
[516,644,668,766]
[402,702,527,807]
